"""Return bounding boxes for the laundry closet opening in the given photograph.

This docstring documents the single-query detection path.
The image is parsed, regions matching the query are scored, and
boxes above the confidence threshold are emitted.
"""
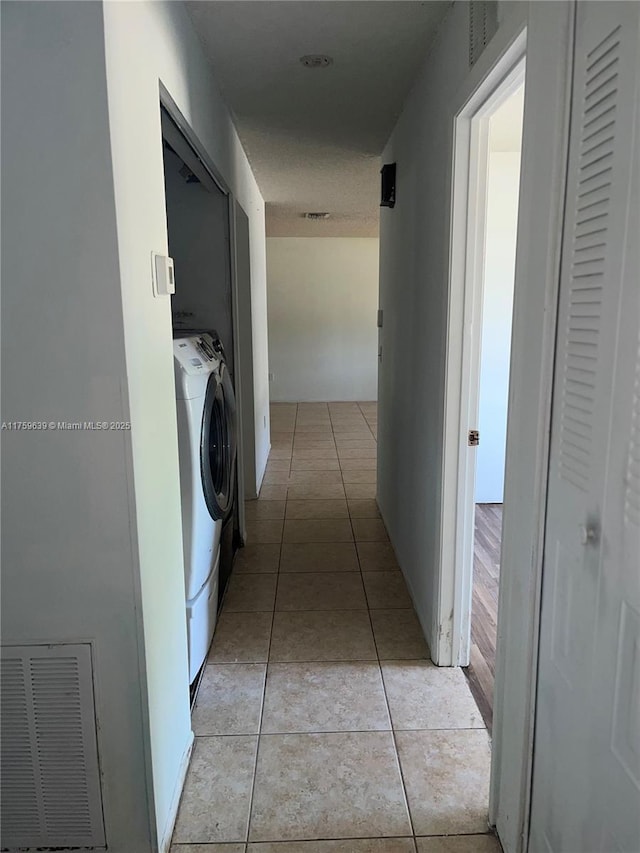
[161,107,241,699]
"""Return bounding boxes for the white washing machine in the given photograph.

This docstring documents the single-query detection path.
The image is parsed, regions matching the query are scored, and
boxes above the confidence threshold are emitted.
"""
[174,333,236,682]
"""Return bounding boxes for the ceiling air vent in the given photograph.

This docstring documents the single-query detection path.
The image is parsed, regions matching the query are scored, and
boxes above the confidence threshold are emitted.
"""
[303,212,330,220]
[469,1,498,67]
[0,644,106,849]
[299,54,333,68]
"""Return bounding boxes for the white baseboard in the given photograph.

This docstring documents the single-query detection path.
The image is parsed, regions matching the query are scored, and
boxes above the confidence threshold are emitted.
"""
[159,730,195,853]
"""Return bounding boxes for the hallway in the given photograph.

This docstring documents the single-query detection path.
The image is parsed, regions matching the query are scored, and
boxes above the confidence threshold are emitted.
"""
[171,402,498,851]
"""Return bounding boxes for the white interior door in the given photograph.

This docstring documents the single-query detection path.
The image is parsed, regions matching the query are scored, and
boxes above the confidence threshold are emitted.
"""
[529,3,640,851]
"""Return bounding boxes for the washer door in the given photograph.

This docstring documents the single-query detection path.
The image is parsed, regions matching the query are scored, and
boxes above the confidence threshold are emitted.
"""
[200,368,234,520]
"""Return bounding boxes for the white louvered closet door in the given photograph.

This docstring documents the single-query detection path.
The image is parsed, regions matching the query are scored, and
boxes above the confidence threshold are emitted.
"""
[529,3,640,852]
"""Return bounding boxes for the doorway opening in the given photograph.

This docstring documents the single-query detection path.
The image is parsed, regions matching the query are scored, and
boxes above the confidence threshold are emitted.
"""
[160,104,245,702]
[464,85,525,731]
[438,32,526,678]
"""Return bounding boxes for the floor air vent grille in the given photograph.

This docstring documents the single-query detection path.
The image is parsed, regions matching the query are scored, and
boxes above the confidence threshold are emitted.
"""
[0,644,105,849]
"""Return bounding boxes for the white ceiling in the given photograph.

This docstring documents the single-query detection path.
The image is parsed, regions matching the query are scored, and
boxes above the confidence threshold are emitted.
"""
[186,1,451,236]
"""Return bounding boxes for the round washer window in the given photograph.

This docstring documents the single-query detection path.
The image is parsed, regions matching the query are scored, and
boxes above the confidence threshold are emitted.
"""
[201,372,232,520]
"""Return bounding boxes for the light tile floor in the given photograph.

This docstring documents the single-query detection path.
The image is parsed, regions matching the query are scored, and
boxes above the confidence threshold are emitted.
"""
[172,402,500,852]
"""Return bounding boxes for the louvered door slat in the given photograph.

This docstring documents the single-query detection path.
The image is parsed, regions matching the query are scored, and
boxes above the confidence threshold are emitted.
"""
[556,17,622,494]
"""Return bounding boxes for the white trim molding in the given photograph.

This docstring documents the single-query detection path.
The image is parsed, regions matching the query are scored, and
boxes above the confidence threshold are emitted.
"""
[437,16,527,669]
[158,731,194,853]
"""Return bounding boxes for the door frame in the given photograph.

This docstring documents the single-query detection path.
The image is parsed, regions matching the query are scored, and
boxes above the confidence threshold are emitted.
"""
[159,85,248,539]
[441,45,526,670]
[229,198,258,514]
[436,3,575,851]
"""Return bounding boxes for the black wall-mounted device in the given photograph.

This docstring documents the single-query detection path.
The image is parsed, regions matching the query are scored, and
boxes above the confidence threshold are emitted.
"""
[380,163,396,208]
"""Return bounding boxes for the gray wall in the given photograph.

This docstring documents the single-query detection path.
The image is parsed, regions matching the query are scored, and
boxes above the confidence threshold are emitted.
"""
[378,0,521,645]
[1,3,152,848]
[267,237,379,402]
[378,1,473,651]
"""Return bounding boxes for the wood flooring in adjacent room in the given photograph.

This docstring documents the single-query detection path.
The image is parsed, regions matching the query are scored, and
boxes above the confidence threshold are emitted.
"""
[464,503,503,734]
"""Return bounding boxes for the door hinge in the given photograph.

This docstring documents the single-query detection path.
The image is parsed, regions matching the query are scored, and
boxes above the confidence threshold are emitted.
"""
[468,429,480,447]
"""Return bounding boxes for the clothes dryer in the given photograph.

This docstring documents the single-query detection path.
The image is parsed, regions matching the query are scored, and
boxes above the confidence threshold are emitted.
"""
[173,332,236,681]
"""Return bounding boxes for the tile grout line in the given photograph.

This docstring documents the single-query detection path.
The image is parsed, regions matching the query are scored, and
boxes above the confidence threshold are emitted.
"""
[240,604,272,846]
[347,411,419,842]
[246,400,313,845]
[209,655,425,665]
[332,415,414,836]
[193,724,486,738]
[247,576,389,613]
[242,581,275,843]
[285,402,296,490]
[358,399,378,442]
[212,832,462,847]
[242,403,295,846]
[367,611,420,840]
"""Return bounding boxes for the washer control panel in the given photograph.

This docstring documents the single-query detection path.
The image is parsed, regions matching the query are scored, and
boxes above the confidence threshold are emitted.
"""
[173,335,219,376]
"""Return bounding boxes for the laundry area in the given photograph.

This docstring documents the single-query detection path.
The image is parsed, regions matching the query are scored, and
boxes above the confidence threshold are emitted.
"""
[161,107,241,691]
